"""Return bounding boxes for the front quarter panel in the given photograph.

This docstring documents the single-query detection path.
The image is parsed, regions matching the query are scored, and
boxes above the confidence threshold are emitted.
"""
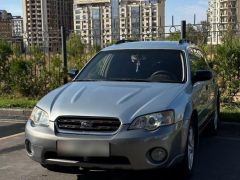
[167,84,193,152]
[36,83,72,117]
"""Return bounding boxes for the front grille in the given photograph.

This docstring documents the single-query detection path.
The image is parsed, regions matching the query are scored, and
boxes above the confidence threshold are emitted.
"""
[56,116,121,133]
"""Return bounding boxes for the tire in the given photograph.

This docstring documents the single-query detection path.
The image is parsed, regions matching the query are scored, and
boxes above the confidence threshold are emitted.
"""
[179,122,196,178]
[208,94,220,135]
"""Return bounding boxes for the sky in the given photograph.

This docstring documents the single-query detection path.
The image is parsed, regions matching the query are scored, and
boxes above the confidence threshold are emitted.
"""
[0,0,208,25]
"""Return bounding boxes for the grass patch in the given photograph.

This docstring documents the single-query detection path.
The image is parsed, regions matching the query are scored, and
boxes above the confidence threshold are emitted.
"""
[220,103,240,122]
[0,97,38,108]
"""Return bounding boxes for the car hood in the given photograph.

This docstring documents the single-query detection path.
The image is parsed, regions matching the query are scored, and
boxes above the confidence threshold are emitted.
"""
[37,81,185,124]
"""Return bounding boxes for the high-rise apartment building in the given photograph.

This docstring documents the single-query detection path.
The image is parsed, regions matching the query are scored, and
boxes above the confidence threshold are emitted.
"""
[12,16,23,37]
[73,0,165,47]
[0,10,13,39]
[22,0,73,52]
[208,0,240,44]
[0,10,23,51]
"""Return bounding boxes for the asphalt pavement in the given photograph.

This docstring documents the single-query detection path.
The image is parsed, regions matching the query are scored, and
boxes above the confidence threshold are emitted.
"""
[0,121,25,138]
[0,120,240,180]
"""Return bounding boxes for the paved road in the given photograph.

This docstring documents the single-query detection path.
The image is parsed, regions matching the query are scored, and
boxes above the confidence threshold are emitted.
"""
[0,121,25,138]
[0,120,240,180]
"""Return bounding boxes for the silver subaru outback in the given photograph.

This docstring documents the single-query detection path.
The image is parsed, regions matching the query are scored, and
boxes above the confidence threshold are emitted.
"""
[25,41,219,175]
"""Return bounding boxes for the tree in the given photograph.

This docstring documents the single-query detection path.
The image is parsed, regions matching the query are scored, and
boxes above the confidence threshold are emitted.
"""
[186,22,209,45]
[214,31,240,103]
[66,33,100,70]
[165,21,209,45]
[9,58,33,96]
[0,40,13,93]
[165,31,180,41]
[67,33,84,56]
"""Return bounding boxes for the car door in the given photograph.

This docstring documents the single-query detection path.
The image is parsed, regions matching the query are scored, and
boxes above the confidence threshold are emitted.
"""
[189,48,211,128]
[198,50,216,120]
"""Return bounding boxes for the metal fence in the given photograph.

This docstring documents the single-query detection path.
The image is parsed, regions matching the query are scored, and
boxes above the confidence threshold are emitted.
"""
[0,21,239,97]
[1,21,240,70]
[2,21,239,51]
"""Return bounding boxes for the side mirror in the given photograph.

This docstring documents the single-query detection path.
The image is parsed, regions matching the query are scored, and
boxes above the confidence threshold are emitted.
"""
[68,69,79,79]
[192,70,213,83]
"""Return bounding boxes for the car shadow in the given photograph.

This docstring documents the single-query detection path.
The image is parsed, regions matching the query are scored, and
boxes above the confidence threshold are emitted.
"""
[76,168,190,180]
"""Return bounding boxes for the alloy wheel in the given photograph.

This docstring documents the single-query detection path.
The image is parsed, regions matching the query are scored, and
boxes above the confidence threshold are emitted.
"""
[187,126,195,170]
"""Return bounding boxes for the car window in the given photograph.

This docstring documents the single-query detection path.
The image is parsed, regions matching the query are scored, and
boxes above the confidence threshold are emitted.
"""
[77,49,186,83]
[84,53,113,79]
[189,48,209,78]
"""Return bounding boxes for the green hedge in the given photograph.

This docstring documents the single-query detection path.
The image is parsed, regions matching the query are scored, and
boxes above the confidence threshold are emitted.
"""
[0,97,38,108]
[220,104,240,122]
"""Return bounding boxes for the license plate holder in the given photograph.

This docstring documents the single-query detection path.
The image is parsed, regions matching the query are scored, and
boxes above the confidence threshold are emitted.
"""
[57,140,110,157]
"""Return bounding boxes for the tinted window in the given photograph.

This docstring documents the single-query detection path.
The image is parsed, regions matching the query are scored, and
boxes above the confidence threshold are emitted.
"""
[77,50,186,83]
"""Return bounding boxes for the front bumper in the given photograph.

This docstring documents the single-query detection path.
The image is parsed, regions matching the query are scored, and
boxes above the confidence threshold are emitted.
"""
[25,120,185,170]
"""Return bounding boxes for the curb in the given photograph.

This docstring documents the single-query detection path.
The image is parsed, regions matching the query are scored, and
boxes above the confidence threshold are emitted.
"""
[0,108,32,121]
[221,121,240,126]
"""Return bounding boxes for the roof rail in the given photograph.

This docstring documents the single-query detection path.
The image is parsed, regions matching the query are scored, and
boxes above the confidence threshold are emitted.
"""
[179,39,191,44]
[115,39,137,45]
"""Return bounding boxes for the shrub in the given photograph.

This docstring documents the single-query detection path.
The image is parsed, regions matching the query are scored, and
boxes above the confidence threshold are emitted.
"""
[0,40,13,94]
[213,32,240,103]
[9,58,33,96]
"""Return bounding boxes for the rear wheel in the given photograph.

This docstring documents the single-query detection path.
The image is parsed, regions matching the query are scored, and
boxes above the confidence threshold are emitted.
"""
[208,94,220,135]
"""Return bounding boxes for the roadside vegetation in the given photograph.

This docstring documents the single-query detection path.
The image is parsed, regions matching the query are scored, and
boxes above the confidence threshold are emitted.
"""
[0,96,37,108]
[220,103,240,123]
[0,30,239,121]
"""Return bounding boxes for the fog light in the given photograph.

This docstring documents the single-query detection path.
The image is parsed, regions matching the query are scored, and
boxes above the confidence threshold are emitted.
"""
[25,139,33,155]
[150,148,167,162]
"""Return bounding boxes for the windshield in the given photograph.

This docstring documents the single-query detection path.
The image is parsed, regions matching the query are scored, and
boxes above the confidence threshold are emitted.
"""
[76,49,186,83]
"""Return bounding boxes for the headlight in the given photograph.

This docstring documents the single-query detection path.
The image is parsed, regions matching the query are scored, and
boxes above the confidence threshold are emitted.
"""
[129,110,174,131]
[30,107,49,126]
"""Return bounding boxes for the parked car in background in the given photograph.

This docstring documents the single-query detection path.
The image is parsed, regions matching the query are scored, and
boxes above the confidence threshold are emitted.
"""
[25,40,220,176]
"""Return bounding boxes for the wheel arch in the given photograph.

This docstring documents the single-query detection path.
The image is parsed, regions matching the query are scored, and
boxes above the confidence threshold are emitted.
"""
[191,110,199,147]
[182,102,199,150]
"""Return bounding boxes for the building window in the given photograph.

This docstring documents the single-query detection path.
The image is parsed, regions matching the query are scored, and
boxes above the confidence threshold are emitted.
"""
[75,10,80,14]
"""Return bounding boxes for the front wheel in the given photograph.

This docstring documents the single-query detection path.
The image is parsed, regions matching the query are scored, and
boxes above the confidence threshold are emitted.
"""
[179,122,196,178]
